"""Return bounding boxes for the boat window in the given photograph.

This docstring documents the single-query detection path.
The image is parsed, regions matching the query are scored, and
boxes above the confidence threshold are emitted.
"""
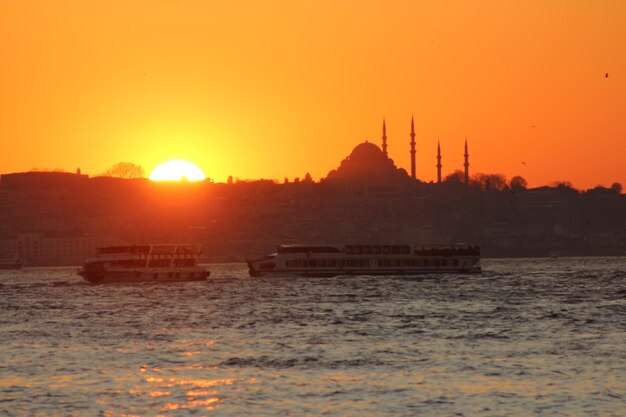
[116,259,145,268]
[152,245,175,254]
[345,246,353,254]
[391,245,400,254]
[382,246,391,254]
[308,260,317,267]
[278,246,342,254]
[318,260,326,267]
[354,246,363,254]
[148,259,170,268]
[402,245,410,254]
[372,246,380,254]
[422,259,429,267]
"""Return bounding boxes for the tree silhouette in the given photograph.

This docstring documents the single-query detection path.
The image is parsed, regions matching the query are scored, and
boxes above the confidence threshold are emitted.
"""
[473,173,507,191]
[510,176,528,190]
[551,181,574,189]
[610,182,622,194]
[444,170,464,183]
[103,162,145,179]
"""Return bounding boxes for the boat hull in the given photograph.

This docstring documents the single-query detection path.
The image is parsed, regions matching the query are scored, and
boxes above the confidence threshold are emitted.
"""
[248,262,481,277]
[249,268,481,278]
[78,268,209,283]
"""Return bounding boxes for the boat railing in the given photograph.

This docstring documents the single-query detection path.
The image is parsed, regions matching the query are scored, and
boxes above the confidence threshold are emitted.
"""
[414,246,480,256]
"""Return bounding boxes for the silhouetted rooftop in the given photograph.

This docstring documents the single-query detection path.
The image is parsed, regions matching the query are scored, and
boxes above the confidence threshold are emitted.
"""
[324,141,410,185]
[0,171,89,190]
[350,142,386,162]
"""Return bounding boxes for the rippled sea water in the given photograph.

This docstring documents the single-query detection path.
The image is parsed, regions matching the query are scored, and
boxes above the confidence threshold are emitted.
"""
[1,258,625,416]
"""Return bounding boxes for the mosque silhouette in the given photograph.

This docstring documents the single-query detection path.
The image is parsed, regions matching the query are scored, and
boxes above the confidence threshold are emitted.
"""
[324,118,471,185]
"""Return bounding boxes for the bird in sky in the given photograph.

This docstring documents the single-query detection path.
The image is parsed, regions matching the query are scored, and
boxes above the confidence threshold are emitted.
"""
[605,73,609,78]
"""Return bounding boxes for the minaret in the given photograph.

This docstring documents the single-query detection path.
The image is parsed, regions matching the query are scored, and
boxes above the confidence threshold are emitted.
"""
[464,138,470,185]
[381,118,388,157]
[436,141,442,183]
[410,116,416,179]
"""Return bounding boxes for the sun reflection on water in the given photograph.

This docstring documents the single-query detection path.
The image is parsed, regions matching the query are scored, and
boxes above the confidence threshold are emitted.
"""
[186,390,216,396]
[161,397,220,411]
[135,375,238,412]
[148,391,171,397]
[181,350,201,356]
[170,377,235,388]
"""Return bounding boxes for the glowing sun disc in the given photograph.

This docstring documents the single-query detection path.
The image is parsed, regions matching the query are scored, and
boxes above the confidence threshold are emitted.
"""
[149,160,206,181]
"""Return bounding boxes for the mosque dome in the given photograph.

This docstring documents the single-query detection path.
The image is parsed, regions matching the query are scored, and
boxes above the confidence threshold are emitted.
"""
[324,140,410,185]
[349,141,385,161]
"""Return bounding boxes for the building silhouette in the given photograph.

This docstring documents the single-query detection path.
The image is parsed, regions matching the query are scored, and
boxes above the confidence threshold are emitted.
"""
[464,138,470,185]
[437,141,442,183]
[381,119,388,157]
[374,117,471,185]
[324,141,409,185]
[410,116,416,180]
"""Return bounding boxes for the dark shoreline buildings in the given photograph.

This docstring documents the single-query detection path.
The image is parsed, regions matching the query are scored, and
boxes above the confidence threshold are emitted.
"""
[1,121,625,265]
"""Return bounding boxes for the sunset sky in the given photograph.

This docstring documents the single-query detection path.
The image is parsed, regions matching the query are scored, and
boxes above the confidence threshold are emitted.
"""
[1,0,625,189]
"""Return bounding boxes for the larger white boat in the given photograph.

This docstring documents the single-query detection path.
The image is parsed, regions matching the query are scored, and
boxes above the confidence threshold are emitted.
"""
[247,243,481,277]
[78,244,209,283]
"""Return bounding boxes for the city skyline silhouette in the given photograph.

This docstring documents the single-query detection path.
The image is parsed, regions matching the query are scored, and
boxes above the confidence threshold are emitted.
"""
[4,119,622,193]
[1,2,625,189]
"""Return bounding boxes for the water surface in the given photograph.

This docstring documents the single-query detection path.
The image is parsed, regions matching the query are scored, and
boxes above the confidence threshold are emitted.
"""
[1,258,625,416]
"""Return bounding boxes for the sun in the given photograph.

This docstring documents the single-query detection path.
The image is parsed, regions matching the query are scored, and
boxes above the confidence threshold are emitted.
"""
[149,160,206,182]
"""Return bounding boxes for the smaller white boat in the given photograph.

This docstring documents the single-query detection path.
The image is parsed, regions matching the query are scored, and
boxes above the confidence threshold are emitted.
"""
[78,244,209,283]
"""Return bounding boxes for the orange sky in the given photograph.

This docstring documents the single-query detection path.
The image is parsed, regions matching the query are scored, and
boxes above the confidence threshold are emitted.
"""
[1,0,625,189]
